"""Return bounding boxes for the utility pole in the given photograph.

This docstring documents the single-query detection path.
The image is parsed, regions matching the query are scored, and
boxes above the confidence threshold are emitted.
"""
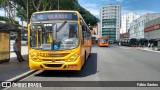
[58,0,59,10]
[27,0,29,25]
[4,0,6,17]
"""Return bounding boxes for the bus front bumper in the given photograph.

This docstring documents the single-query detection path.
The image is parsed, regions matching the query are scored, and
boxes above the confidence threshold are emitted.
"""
[99,43,109,47]
[29,57,82,71]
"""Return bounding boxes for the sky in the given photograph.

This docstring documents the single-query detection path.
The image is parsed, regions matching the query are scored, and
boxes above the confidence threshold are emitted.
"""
[0,8,22,25]
[0,0,159,20]
[78,0,160,18]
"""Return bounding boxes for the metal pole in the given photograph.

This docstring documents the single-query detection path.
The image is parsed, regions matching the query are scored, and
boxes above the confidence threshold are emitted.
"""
[58,0,59,10]
[27,0,29,25]
[4,0,6,17]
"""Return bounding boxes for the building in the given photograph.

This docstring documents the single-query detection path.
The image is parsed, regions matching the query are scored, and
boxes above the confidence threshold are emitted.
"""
[100,4,121,41]
[120,33,129,39]
[121,13,140,33]
[144,17,160,47]
[91,22,100,40]
[129,13,160,39]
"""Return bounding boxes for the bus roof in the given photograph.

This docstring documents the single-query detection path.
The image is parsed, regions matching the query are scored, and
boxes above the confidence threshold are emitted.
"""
[32,10,79,14]
[30,10,81,22]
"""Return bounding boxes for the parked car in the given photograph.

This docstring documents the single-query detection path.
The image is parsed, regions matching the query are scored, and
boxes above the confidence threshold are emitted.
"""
[126,39,131,46]
[124,39,129,46]
[109,40,113,44]
[128,38,138,46]
[121,39,125,46]
[10,34,16,40]
[138,38,148,46]
[21,36,28,45]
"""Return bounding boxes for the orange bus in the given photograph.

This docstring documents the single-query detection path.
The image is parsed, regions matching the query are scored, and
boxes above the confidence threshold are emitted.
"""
[28,10,92,70]
[98,36,109,47]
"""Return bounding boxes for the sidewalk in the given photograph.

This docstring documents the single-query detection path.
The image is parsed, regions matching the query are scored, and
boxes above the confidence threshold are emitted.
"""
[135,47,160,53]
[115,45,160,53]
[0,46,30,81]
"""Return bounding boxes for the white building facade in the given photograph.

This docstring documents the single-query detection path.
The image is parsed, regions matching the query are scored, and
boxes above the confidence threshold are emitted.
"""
[100,4,121,41]
[91,22,100,40]
[121,13,140,33]
[129,13,160,39]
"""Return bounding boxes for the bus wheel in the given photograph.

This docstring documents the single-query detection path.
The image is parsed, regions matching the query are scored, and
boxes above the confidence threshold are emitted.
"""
[88,47,91,57]
[84,51,87,63]
[82,52,86,70]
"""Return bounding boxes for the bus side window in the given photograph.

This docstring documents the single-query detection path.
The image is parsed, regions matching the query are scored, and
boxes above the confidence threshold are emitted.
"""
[81,25,86,43]
[82,25,87,39]
[86,28,91,39]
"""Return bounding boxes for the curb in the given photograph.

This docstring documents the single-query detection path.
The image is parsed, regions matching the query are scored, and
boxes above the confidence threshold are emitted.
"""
[136,48,160,53]
[139,49,160,53]
[115,46,160,53]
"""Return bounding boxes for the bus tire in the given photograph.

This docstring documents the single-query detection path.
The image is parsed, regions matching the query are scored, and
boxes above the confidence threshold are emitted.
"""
[84,51,87,62]
[88,47,91,57]
[81,51,86,70]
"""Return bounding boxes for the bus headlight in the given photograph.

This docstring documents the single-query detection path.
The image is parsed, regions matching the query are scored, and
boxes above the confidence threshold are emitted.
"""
[30,53,40,62]
[67,53,79,62]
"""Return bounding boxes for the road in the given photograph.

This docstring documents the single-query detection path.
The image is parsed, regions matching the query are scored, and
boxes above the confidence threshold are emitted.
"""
[7,45,160,90]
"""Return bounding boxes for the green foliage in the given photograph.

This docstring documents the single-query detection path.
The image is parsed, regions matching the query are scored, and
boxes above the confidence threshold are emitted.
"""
[0,0,99,25]
[78,6,99,25]
[0,16,19,24]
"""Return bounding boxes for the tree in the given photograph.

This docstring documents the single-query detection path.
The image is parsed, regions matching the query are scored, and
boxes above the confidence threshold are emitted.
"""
[78,6,99,25]
[0,0,99,25]
[0,0,19,24]
[13,0,79,23]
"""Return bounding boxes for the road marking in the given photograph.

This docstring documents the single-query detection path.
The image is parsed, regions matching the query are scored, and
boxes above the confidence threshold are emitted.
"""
[1,70,37,90]
[6,70,37,82]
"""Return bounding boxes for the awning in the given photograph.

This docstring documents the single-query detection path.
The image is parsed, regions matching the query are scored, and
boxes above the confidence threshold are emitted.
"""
[0,22,26,32]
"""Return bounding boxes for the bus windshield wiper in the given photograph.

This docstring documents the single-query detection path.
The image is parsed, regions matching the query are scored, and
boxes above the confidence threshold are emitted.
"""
[56,21,67,32]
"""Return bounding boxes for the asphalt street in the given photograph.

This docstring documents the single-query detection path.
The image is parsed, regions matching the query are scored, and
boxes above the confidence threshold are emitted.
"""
[0,55,29,81]
[0,46,29,81]
[7,45,160,90]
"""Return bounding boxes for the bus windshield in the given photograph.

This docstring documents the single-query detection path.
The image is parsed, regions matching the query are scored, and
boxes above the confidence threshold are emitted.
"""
[30,22,79,50]
[100,38,108,43]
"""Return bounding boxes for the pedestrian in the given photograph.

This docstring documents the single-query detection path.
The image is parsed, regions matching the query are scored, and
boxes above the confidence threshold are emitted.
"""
[13,39,25,62]
[148,43,150,48]
[151,43,153,48]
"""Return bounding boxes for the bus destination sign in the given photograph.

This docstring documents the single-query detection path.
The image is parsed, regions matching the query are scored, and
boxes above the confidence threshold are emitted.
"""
[31,12,78,22]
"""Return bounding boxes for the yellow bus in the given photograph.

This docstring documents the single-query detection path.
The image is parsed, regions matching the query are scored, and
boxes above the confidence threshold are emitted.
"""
[28,10,92,70]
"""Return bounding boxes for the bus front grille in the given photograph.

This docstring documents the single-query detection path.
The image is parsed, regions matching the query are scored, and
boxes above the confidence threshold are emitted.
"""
[40,53,70,57]
[45,64,62,68]
[42,59,65,61]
